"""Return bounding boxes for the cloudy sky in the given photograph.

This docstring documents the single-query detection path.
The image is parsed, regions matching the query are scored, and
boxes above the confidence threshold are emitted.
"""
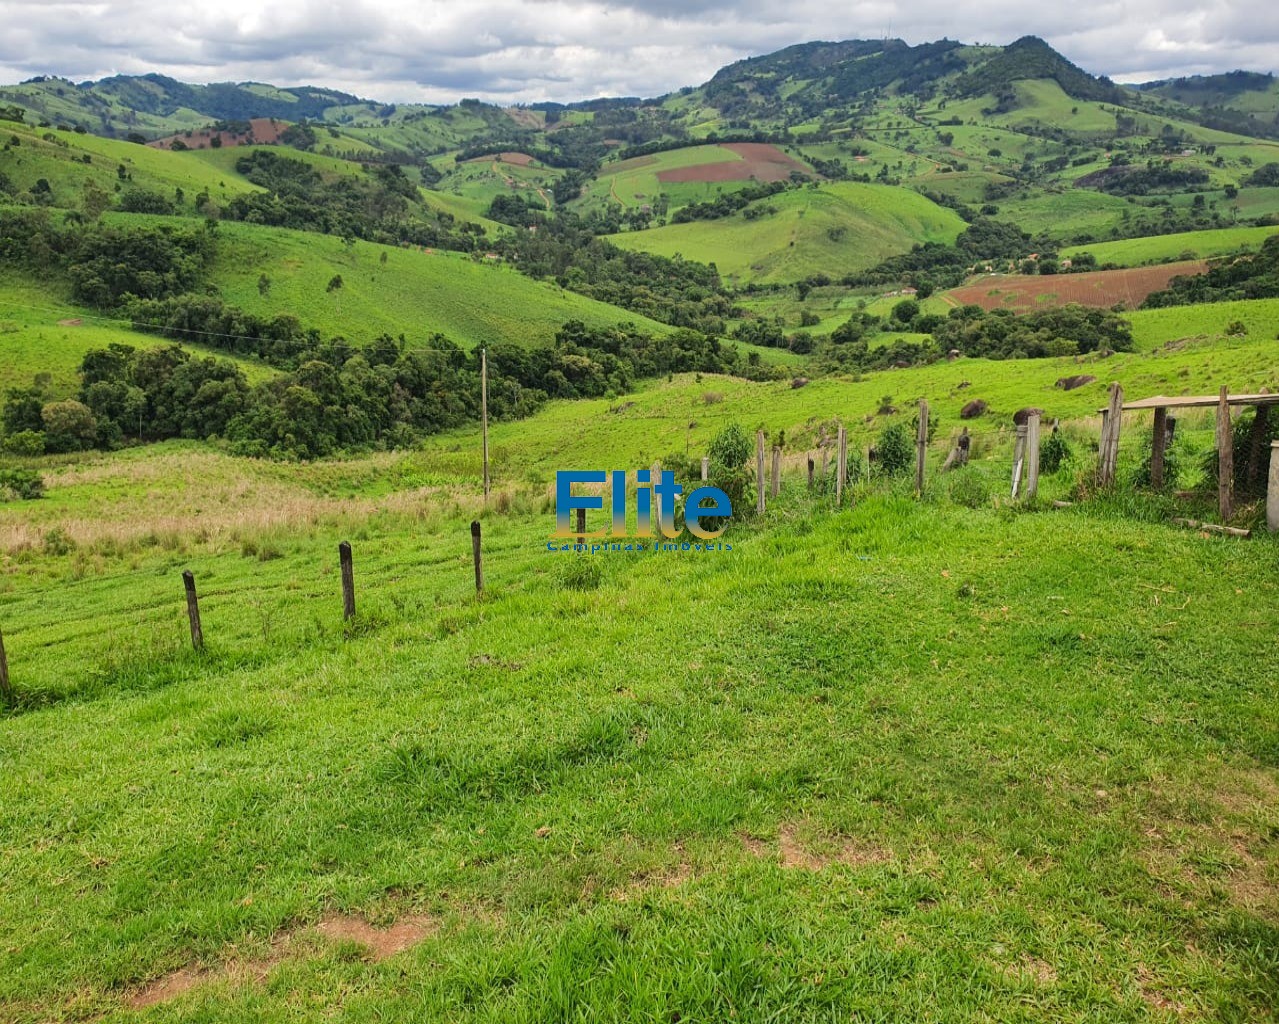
[0,0,1275,104]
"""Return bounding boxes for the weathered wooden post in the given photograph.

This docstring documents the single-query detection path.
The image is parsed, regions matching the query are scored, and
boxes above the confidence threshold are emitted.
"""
[915,399,929,495]
[481,348,490,497]
[807,456,814,489]
[339,541,356,621]
[182,570,203,650]
[1098,382,1124,487]
[1150,406,1168,489]
[576,507,586,547]
[0,624,11,704]
[820,447,828,482]
[1011,425,1028,498]
[770,446,781,498]
[471,520,483,593]
[836,426,848,507]
[1025,412,1042,500]
[700,456,709,482]
[756,431,766,514]
[1267,440,1279,533]
[1217,386,1234,521]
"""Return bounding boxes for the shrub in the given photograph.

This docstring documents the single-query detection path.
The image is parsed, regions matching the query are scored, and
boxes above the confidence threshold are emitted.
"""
[555,556,603,591]
[1,429,45,456]
[0,468,44,499]
[1040,430,1072,474]
[42,526,75,555]
[708,422,751,469]
[876,422,913,476]
[41,400,96,453]
[948,468,988,509]
[705,422,754,523]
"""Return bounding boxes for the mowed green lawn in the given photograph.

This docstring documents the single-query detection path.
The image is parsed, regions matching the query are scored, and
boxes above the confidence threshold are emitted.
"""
[1,370,1277,1020]
[608,183,966,286]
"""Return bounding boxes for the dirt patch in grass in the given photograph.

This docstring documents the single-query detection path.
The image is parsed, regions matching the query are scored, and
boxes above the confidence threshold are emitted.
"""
[1135,963,1190,1015]
[1137,765,1279,920]
[948,261,1208,311]
[149,117,286,152]
[610,842,695,900]
[657,144,810,184]
[743,824,892,871]
[124,912,440,1010]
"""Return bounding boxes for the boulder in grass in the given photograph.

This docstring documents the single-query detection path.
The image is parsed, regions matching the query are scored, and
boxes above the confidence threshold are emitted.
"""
[1013,407,1044,426]
[1055,374,1096,391]
[791,377,809,389]
[960,399,988,420]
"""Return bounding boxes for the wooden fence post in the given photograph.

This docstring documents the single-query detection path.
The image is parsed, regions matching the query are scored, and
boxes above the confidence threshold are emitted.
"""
[1098,382,1124,487]
[915,399,929,495]
[836,426,847,507]
[0,624,11,705]
[1217,386,1234,521]
[820,447,828,482]
[471,521,484,593]
[576,507,586,546]
[182,570,203,650]
[771,446,781,498]
[756,431,766,514]
[1025,412,1042,500]
[1150,406,1168,489]
[1267,440,1279,534]
[1011,425,1028,499]
[807,456,814,489]
[339,541,356,621]
[700,456,709,482]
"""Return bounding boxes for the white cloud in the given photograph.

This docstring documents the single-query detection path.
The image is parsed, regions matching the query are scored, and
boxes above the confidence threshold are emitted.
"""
[0,0,1274,103]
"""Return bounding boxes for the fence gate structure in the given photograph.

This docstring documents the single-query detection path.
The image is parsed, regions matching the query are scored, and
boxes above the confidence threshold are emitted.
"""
[1099,389,1279,527]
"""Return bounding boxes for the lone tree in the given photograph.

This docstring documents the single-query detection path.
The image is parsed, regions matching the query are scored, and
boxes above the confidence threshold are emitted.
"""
[326,274,344,311]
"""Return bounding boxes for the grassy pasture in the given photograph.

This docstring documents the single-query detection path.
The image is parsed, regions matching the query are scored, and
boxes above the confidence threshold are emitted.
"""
[607,183,965,286]
[1062,226,1279,266]
[0,274,276,393]
[0,124,258,213]
[196,219,674,349]
[1,353,1277,1020]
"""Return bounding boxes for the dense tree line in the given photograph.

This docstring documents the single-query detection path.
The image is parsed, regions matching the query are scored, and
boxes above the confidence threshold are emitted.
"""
[843,217,1032,290]
[489,210,740,334]
[1089,164,1210,196]
[929,303,1133,359]
[0,209,214,306]
[669,180,795,223]
[0,319,764,460]
[1143,235,1279,307]
[222,150,481,251]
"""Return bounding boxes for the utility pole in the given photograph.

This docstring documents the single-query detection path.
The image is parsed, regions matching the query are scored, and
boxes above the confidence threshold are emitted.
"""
[481,347,490,497]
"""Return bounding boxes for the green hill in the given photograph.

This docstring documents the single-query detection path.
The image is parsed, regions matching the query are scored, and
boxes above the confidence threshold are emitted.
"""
[0,273,276,394]
[200,218,672,349]
[607,182,966,285]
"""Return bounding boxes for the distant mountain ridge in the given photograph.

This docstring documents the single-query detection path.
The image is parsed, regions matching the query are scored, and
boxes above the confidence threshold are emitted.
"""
[2,36,1277,145]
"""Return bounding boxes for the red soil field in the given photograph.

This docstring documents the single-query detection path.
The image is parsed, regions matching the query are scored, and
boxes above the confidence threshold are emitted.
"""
[657,143,811,184]
[149,117,286,151]
[948,260,1208,311]
[462,151,535,166]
